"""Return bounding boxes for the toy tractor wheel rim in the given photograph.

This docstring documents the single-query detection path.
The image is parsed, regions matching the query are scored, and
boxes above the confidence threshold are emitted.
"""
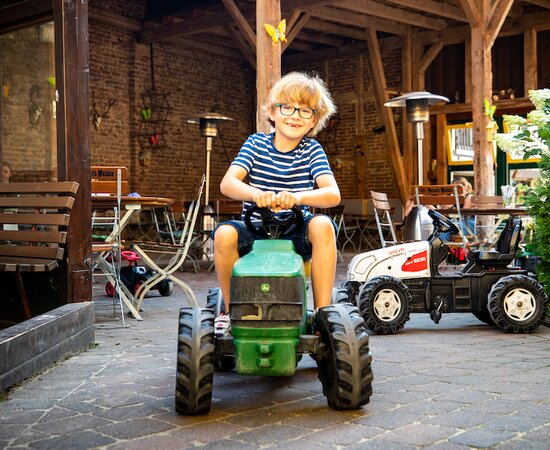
[488,275,548,333]
[503,288,536,321]
[358,276,412,334]
[175,307,215,414]
[373,289,402,322]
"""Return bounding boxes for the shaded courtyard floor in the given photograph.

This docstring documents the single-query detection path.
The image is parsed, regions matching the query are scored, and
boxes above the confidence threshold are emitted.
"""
[1,254,549,449]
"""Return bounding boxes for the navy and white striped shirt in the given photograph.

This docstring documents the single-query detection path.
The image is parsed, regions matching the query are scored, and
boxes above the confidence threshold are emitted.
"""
[231,132,333,221]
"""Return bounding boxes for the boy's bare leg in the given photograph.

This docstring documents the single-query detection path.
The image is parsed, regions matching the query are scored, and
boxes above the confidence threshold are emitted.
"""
[308,216,337,309]
[213,224,239,312]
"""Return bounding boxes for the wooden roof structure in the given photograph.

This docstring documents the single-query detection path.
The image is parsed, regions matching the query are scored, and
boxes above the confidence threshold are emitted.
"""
[91,0,550,202]
[2,0,550,303]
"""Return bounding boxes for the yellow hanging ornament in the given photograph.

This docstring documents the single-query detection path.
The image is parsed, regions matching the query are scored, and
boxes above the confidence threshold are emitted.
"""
[264,19,287,45]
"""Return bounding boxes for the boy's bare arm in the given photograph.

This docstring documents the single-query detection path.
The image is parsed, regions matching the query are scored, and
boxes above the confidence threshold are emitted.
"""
[295,174,341,208]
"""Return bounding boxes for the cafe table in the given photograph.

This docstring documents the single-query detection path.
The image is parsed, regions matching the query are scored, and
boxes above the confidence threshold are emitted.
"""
[438,205,530,246]
[92,194,174,243]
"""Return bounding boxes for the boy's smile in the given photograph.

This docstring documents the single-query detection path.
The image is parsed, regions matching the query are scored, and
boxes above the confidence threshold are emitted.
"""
[269,102,318,152]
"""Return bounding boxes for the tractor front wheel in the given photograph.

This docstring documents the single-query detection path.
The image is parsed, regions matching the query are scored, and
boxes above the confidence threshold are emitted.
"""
[488,275,548,333]
[357,276,412,334]
[313,303,373,410]
[175,307,215,414]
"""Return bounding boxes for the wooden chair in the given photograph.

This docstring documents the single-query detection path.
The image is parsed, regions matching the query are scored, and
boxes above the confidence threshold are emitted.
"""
[91,166,130,195]
[413,184,468,250]
[370,190,399,247]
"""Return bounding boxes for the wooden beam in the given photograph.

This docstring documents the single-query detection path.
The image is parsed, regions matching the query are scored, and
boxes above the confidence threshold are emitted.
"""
[54,0,92,303]
[436,114,448,184]
[283,12,311,53]
[416,10,550,46]
[487,0,515,46]
[306,17,370,40]
[365,27,409,203]
[522,0,550,8]
[88,6,140,32]
[524,27,537,93]
[312,6,412,35]
[256,1,281,133]
[383,0,468,22]
[419,41,444,73]
[464,34,471,102]
[458,0,482,26]
[341,1,448,30]
[223,24,256,67]
[402,34,413,182]
[221,0,256,50]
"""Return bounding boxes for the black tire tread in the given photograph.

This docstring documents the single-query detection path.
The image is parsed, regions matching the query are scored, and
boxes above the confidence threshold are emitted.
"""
[175,307,215,414]
[313,303,373,410]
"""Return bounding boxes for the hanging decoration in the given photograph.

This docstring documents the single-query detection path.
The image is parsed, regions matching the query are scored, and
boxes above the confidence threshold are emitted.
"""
[264,19,287,45]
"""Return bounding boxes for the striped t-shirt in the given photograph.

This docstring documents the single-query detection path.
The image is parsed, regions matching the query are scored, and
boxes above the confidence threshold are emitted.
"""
[231,132,333,221]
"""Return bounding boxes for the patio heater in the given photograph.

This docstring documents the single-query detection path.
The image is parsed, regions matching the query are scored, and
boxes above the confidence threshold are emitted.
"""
[385,91,449,240]
[187,113,234,258]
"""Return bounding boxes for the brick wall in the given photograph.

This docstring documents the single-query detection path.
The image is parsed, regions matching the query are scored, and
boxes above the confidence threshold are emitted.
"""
[88,1,255,202]
[287,48,403,199]
[1,0,404,202]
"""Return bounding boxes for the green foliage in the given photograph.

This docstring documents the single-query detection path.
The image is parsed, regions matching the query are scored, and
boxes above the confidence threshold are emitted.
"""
[496,89,550,297]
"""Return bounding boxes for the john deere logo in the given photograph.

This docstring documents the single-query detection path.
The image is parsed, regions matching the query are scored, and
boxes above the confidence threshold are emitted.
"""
[260,283,270,293]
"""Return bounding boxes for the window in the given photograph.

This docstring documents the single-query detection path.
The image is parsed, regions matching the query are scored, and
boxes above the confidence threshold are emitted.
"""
[0,21,57,182]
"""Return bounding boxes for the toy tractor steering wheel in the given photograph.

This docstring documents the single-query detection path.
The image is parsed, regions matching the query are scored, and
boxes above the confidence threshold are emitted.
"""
[244,204,304,239]
[428,209,460,235]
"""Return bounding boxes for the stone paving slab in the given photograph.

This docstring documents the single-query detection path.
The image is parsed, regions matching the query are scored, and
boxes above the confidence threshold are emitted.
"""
[0,255,549,449]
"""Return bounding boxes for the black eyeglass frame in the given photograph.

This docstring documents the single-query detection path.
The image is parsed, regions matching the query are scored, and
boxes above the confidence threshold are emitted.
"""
[274,103,316,119]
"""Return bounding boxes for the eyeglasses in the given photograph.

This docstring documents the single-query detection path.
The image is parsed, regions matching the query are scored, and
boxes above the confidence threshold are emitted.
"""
[275,103,315,120]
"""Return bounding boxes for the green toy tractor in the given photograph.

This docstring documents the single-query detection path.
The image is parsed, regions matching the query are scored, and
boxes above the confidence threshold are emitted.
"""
[175,205,373,414]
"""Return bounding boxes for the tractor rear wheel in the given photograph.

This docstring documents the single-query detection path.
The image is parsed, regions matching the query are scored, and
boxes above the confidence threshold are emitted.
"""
[175,307,215,414]
[357,276,412,334]
[488,275,548,333]
[313,303,373,410]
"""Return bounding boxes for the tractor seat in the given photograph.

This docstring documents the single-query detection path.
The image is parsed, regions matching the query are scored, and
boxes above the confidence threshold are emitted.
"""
[468,218,522,266]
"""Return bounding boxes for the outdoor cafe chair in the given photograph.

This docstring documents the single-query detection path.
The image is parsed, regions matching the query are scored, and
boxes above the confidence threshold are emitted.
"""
[130,175,205,313]
[370,190,400,248]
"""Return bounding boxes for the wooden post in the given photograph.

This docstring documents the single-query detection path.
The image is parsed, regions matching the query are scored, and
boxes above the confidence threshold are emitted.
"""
[256,1,281,133]
[54,0,92,303]
[402,34,413,190]
[469,25,494,198]
[366,27,408,203]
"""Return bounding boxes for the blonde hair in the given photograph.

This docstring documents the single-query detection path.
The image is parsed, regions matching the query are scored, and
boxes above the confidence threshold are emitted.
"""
[264,72,336,137]
[453,176,472,193]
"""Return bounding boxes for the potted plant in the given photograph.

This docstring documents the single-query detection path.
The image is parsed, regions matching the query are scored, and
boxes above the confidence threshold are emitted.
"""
[495,89,550,297]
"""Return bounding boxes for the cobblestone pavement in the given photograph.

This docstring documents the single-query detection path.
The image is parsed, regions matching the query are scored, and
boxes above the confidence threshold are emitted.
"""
[1,255,549,449]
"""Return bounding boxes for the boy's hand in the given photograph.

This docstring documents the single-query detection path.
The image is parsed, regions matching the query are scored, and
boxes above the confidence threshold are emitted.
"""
[275,191,300,211]
[253,191,277,209]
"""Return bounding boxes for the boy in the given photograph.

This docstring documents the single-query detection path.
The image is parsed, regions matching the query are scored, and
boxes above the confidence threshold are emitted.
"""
[213,71,340,337]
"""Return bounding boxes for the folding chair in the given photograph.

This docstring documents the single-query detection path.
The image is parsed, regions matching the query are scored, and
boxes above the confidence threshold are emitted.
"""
[130,175,205,313]
[370,190,399,247]
[91,168,137,324]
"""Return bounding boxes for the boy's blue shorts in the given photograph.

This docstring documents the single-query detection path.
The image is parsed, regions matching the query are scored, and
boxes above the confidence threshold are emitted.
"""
[212,214,337,261]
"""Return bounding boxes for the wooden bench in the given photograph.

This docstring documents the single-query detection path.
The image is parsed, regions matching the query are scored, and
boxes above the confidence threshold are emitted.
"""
[0,181,79,320]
